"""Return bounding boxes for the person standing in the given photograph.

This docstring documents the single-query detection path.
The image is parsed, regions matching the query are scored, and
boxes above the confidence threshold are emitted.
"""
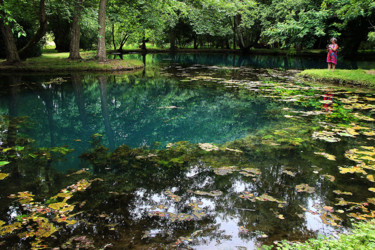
[327,38,339,72]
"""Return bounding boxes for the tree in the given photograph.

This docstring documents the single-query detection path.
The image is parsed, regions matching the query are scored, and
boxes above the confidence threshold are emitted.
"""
[0,0,20,64]
[261,0,328,50]
[97,0,107,62]
[69,0,84,60]
[322,0,375,56]
[17,0,47,59]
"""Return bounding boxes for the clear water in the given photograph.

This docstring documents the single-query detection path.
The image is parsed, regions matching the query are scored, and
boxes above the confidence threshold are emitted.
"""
[1,54,375,249]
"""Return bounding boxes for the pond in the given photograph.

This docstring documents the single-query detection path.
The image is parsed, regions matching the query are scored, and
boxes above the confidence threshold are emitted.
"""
[1,54,375,249]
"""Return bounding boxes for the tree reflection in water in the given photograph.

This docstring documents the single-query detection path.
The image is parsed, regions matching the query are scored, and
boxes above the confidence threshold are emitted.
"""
[0,63,375,248]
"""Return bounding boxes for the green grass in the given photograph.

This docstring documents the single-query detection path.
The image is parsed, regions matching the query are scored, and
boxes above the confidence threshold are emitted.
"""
[0,51,144,72]
[263,220,375,250]
[299,69,375,87]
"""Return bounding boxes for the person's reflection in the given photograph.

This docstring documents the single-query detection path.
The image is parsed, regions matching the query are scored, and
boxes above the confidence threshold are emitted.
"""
[323,89,334,112]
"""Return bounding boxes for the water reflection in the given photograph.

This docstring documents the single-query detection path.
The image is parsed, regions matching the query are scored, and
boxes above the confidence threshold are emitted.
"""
[0,71,278,155]
[1,62,375,249]
[113,53,375,70]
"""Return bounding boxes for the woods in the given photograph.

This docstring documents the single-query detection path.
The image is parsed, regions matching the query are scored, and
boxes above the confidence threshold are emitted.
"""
[0,0,374,64]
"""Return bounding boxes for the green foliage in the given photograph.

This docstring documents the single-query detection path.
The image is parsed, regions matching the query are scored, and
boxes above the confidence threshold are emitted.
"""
[269,220,375,249]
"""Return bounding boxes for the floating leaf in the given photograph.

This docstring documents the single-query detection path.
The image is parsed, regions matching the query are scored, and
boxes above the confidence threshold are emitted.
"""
[296,184,315,193]
[282,169,296,177]
[367,175,375,182]
[314,152,336,161]
[255,194,286,204]
[333,190,353,196]
[214,166,237,176]
[322,174,335,182]
[323,206,334,212]
[277,214,285,220]
[339,166,367,175]
[312,131,341,142]
[164,190,182,202]
[0,173,9,180]
[0,161,10,167]
[369,188,375,193]
[198,143,219,151]
[194,190,223,197]
[239,192,254,200]
[225,148,243,153]
[242,168,261,175]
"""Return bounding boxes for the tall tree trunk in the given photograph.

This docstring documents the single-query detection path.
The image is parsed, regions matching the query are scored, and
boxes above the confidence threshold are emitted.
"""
[169,30,176,51]
[0,0,20,64]
[69,0,83,60]
[118,34,129,51]
[111,23,116,50]
[193,34,198,49]
[18,0,47,59]
[97,0,107,62]
[233,16,237,50]
[141,36,147,51]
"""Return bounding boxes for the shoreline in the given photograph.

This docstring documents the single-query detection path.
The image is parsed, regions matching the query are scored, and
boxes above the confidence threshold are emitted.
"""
[0,52,144,73]
[110,48,375,60]
[298,69,375,88]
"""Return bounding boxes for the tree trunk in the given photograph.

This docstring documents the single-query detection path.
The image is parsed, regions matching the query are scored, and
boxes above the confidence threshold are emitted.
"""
[141,36,147,51]
[97,0,107,62]
[111,23,116,50]
[193,34,198,49]
[69,0,83,60]
[233,16,237,50]
[18,0,47,59]
[118,34,129,51]
[51,15,71,52]
[0,0,21,64]
[169,30,176,51]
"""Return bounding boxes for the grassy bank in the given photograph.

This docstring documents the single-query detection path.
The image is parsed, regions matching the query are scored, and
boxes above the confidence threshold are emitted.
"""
[299,69,375,87]
[0,51,144,72]
[265,220,375,249]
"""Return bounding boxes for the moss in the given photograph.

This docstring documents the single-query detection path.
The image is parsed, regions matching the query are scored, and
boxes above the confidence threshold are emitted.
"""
[299,69,375,87]
[0,51,144,72]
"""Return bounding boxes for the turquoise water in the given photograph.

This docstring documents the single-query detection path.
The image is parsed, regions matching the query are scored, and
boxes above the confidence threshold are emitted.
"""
[1,55,375,249]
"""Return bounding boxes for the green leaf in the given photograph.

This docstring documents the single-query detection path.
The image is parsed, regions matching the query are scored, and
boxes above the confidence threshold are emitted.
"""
[0,161,10,167]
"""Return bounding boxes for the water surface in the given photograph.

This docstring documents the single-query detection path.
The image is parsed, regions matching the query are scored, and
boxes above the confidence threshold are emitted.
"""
[1,55,375,249]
